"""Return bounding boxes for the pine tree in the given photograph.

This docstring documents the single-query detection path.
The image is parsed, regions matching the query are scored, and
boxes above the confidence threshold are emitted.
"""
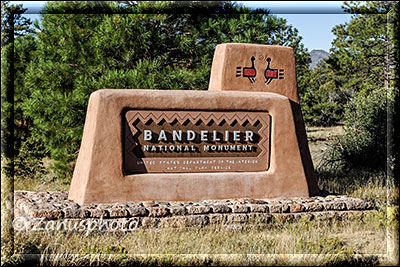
[329,1,395,93]
[1,1,33,164]
[1,1,33,256]
[300,62,344,126]
[1,1,32,47]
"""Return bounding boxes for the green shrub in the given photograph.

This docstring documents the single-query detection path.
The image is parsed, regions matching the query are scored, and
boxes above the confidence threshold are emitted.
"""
[14,133,48,180]
[324,87,392,171]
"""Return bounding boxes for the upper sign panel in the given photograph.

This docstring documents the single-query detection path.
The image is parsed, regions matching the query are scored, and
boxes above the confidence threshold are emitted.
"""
[124,110,270,173]
[208,43,299,103]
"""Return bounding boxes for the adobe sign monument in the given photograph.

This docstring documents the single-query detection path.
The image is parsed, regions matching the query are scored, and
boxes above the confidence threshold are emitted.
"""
[68,43,320,204]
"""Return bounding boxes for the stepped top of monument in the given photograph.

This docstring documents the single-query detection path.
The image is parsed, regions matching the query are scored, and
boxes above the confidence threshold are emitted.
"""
[209,43,299,103]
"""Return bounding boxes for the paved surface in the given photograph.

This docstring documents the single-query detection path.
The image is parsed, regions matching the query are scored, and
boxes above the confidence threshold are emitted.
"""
[14,191,374,230]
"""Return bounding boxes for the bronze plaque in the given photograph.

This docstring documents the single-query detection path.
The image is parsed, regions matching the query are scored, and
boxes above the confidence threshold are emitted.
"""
[123,110,270,173]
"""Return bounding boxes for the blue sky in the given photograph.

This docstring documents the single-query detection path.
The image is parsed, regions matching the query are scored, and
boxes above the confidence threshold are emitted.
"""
[13,1,352,52]
[236,1,352,52]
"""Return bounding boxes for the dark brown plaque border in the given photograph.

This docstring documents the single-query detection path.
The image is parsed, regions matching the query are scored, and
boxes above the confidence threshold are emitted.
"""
[122,109,271,174]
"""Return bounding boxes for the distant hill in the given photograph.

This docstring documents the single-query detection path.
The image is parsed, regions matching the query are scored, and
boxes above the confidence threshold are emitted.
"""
[309,49,329,69]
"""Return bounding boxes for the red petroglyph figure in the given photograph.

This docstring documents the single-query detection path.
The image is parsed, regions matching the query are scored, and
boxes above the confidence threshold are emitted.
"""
[264,58,284,85]
[236,56,257,83]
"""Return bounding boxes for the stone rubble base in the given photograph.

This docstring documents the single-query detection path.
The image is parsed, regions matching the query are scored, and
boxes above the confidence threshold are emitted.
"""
[14,191,374,230]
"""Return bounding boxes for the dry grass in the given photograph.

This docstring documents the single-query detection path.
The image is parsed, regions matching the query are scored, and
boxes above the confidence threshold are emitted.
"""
[14,177,70,192]
[306,125,345,139]
[6,213,396,266]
